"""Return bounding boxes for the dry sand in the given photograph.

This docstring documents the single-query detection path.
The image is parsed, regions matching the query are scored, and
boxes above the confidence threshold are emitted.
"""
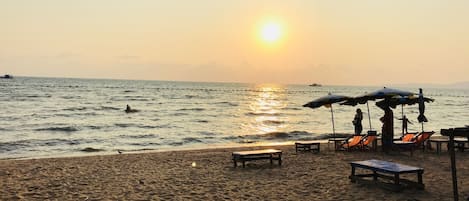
[1,144,468,201]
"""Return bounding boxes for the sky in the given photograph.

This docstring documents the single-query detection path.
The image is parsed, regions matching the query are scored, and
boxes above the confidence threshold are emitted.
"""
[2,0,469,86]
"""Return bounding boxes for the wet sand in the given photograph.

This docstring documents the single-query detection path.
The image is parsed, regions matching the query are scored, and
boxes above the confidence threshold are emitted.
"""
[1,144,468,200]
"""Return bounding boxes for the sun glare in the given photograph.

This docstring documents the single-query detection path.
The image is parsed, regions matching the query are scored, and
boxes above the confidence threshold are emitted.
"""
[260,22,282,43]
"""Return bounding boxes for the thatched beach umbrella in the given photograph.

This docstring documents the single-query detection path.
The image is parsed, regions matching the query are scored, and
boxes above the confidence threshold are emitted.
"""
[342,87,415,131]
[303,93,351,136]
[342,87,416,152]
[377,94,434,133]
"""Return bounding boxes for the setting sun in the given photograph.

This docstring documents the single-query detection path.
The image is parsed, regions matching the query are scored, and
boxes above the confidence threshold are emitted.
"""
[260,22,282,43]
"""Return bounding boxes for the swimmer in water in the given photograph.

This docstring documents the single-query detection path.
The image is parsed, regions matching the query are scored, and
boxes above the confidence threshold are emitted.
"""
[125,104,139,113]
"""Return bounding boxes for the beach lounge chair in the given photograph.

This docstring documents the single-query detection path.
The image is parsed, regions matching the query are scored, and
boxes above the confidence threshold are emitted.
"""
[413,131,435,151]
[340,135,363,150]
[394,131,435,155]
[359,135,378,150]
[394,132,419,142]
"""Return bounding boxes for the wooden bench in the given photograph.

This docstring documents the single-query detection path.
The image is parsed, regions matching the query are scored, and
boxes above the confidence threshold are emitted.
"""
[349,159,424,191]
[295,141,320,153]
[429,138,449,154]
[454,138,469,152]
[232,149,282,168]
[393,141,416,156]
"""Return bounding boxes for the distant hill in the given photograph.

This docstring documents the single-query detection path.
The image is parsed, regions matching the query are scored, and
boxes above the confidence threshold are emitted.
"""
[391,82,469,89]
[448,82,469,89]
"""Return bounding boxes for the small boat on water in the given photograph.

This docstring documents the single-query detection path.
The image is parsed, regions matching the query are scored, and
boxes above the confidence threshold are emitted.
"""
[0,74,13,79]
[309,83,322,87]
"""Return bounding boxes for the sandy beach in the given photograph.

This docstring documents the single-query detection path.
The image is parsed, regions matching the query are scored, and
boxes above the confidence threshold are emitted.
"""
[1,143,468,201]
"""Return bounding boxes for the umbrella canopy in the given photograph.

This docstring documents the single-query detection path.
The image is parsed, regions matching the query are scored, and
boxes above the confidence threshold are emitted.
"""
[376,94,434,133]
[342,87,415,106]
[341,87,416,131]
[376,94,434,109]
[303,93,351,109]
[303,93,351,135]
[417,88,428,123]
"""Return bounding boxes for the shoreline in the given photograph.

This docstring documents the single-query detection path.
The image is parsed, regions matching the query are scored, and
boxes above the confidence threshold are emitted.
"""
[1,142,468,200]
[1,140,328,161]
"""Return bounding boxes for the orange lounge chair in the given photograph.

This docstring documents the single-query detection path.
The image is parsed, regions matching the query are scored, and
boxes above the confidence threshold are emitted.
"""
[413,131,435,151]
[360,135,378,150]
[398,132,419,142]
[394,131,435,155]
[341,135,363,150]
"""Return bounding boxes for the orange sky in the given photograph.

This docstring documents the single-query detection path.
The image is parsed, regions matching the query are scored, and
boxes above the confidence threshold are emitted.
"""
[1,1,469,85]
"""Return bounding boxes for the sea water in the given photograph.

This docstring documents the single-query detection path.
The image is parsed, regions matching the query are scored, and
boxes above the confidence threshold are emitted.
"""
[1,77,468,159]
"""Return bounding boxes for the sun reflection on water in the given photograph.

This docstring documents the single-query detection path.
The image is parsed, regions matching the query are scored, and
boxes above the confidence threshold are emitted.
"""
[248,84,288,134]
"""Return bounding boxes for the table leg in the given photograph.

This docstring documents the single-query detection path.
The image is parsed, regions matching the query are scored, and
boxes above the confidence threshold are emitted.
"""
[350,166,356,182]
[270,154,273,165]
[278,153,282,166]
[373,171,377,181]
[394,173,400,185]
[436,142,441,154]
[418,171,423,184]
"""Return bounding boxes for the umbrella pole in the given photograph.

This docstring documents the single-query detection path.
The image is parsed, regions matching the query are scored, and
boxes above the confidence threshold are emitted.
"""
[402,105,404,135]
[366,102,372,130]
[401,105,404,119]
[330,105,335,137]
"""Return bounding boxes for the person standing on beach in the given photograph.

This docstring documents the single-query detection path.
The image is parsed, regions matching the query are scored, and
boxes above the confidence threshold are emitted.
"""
[353,108,363,135]
[379,106,394,153]
[398,115,412,135]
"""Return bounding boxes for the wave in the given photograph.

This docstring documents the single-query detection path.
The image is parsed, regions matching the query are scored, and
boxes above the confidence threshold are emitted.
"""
[177,108,206,111]
[0,138,83,152]
[262,120,285,125]
[215,101,239,106]
[0,141,29,152]
[285,107,302,111]
[199,131,216,136]
[182,137,202,143]
[35,126,79,132]
[221,131,332,142]
[60,96,80,99]
[85,125,102,130]
[168,142,183,146]
[80,147,104,152]
[100,106,121,111]
[63,107,87,111]
[245,112,281,116]
[172,112,188,116]
[114,123,159,129]
[127,134,157,139]
[127,142,160,146]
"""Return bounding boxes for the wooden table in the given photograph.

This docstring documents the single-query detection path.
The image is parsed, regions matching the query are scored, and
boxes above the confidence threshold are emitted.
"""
[295,141,320,153]
[429,138,448,154]
[454,138,469,152]
[393,141,416,156]
[328,137,347,151]
[349,159,424,191]
[232,149,282,168]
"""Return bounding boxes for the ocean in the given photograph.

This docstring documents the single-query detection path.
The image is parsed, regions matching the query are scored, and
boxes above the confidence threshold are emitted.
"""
[1,77,468,159]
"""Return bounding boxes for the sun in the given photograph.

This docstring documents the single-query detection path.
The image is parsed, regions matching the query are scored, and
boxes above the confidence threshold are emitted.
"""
[260,22,282,43]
